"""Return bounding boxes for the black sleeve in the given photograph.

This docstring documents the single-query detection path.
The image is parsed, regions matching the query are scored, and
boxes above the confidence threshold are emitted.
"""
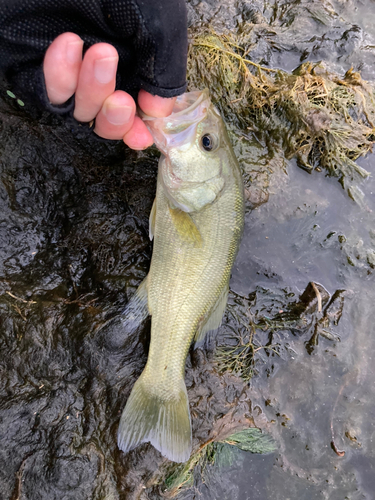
[0,0,188,113]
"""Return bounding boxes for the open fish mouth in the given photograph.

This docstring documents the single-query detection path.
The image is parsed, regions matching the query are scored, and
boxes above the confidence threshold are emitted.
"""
[141,89,226,212]
[141,89,211,154]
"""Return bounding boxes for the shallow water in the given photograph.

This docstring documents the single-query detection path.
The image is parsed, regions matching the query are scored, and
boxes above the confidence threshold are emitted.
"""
[229,159,375,499]
[1,1,375,499]
[183,0,375,498]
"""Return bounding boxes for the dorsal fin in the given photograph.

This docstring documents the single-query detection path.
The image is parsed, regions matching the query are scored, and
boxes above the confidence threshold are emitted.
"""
[169,207,202,247]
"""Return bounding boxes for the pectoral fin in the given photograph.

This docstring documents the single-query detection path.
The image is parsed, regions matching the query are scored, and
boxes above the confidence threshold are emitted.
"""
[195,286,229,343]
[169,207,202,247]
[149,198,157,241]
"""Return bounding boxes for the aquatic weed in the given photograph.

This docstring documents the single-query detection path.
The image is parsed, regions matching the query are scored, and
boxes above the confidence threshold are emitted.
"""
[162,428,276,498]
[215,284,347,379]
[187,27,375,198]
[214,289,286,381]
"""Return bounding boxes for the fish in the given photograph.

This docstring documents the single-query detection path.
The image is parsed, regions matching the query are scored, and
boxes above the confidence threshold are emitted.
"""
[117,89,245,463]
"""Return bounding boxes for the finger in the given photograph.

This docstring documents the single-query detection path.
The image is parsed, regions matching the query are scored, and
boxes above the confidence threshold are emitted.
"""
[138,90,176,118]
[94,91,136,140]
[43,32,83,105]
[74,43,118,123]
[123,116,154,150]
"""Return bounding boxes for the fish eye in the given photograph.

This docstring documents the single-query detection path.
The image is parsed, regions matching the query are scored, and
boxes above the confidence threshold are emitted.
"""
[201,133,217,152]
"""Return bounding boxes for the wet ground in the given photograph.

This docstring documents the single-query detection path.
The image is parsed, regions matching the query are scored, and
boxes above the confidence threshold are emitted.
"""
[1,0,375,499]
[182,1,375,498]
[227,157,375,500]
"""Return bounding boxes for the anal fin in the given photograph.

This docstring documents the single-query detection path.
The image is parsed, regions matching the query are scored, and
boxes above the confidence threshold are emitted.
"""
[96,276,150,351]
[195,286,229,343]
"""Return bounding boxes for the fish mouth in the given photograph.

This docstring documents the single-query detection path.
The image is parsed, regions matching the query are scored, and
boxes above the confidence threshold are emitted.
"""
[140,89,211,153]
[141,89,209,122]
[165,89,210,125]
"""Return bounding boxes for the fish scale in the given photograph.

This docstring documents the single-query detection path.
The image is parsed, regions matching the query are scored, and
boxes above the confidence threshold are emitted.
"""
[147,184,240,377]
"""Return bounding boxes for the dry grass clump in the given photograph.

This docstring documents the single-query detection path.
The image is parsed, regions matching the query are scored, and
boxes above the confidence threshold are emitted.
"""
[188,27,375,197]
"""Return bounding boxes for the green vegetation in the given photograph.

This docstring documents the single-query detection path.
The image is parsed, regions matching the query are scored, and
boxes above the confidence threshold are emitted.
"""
[187,28,375,200]
[163,428,276,498]
[215,289,290,382]
[215,319,281,382]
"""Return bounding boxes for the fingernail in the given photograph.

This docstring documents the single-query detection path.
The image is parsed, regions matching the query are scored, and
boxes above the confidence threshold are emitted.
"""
[103,103,133,125]
[66,39,83,64]
[94,57,118,84]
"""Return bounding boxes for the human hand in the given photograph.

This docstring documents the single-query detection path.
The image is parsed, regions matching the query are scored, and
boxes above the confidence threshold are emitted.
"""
[0,0,188,150]
[43,33,176,149]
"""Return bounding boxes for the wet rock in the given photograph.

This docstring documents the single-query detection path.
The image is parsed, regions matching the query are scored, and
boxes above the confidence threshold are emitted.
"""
[0,93,256,500]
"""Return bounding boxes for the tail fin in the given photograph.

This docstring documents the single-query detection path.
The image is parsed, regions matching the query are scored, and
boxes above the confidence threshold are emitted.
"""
[118,375,192,463]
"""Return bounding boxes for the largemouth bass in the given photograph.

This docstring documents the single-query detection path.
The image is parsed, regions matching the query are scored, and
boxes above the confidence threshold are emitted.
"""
[118,89,244,463]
